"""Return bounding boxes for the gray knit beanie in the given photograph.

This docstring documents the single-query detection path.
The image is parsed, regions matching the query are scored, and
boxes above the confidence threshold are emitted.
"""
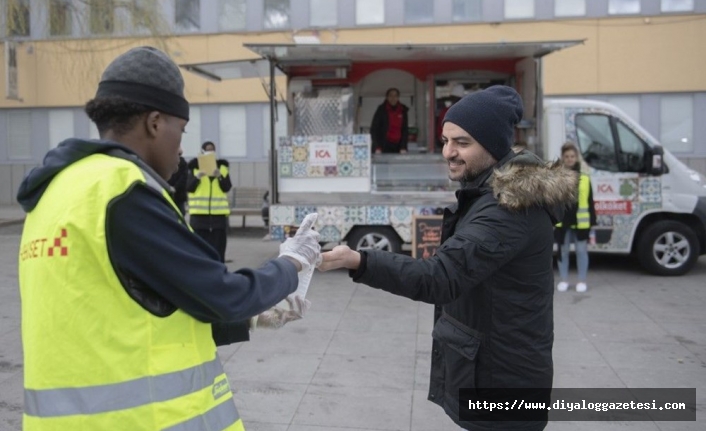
[443,85,523,161]
[95,46,189,120]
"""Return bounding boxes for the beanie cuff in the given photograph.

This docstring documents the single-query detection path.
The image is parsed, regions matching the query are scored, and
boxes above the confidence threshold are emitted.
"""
[96,80,189,121]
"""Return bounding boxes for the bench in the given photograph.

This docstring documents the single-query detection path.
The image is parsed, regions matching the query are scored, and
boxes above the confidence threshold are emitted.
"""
[229,187,269,228]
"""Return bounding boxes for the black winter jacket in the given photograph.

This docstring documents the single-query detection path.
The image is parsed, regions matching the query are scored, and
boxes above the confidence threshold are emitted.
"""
[352,149,577,430]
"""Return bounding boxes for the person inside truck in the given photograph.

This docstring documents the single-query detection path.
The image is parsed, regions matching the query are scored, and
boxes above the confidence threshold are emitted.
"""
[15,46,322,431]
[370,87,409,154]
[318,85,577,430]
[555,142,597,293]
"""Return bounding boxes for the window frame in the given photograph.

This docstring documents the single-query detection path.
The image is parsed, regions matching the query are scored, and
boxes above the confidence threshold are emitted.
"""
[309,0,337,27]
[554,0,586,18]
[660,0,694,13]
[356,0,385,25]
[174,0,201,32]
[49,0,73,37]
[263,0,291,30]
[7,0,31,37]
[404,0,434,24]
[219,0,247,31]
[452,0,482,22]
[504,0,535,20]
[608,0,641,15]
[6,110,32,161]
[89,0,115,35]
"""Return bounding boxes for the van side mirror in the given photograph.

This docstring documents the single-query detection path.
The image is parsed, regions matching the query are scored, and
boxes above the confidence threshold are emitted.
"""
[646,145,665,176]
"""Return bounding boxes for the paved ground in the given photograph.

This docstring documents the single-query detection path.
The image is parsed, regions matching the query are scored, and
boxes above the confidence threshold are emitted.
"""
[0,211,704,430]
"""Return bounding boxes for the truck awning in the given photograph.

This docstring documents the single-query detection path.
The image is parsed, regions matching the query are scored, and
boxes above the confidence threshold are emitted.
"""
[180,40,583,81]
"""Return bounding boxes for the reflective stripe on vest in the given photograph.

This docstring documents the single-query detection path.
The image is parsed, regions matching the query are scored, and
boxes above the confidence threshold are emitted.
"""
[188,165,231,215]
[19,153,241,431]
[556,173,591,230]
[24,357,229,417]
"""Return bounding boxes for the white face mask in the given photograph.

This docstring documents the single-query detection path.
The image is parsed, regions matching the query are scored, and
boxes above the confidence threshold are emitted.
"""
[201,150,215,155]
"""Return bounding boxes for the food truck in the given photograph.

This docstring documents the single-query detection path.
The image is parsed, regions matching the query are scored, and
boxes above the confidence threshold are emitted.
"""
[183,41,706,276]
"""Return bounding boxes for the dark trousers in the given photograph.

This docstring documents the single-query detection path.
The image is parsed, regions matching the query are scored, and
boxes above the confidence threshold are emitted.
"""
[194,227,228,262]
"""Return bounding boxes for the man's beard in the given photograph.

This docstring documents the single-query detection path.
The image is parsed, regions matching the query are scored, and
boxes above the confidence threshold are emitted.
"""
[459,152,496,185]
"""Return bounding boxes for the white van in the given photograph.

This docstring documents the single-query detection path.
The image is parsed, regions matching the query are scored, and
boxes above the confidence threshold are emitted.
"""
[543,99,706,275]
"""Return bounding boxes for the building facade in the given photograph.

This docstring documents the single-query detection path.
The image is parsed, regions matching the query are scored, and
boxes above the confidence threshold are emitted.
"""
[1,0,705,205]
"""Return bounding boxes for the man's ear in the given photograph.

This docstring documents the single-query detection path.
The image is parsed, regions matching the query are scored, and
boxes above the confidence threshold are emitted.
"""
[145,111,161,138]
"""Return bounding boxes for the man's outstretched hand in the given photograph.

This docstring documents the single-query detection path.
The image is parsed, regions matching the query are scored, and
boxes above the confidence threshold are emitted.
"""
[318,245,361,272]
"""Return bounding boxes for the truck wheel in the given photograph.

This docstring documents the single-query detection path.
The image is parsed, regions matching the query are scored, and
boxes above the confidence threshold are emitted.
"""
[636,220,699,276]
[346,227,402,253]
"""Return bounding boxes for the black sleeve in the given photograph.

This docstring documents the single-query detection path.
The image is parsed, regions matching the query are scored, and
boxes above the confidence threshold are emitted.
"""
[400,106,409,150]
[217,162,232,193]
[186,169,200,193]
[212,320,250,345]
[106,184,298,323]
[370,105,383,150]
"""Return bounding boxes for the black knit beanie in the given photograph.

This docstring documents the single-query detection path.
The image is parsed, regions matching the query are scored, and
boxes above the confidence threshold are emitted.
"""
[95,46,190,121]
[443,85,523,161]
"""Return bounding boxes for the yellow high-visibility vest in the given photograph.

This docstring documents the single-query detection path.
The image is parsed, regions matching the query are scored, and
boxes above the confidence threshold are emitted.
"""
[19,153,244,431]
[188,165,231,215]
[557,173,591,230]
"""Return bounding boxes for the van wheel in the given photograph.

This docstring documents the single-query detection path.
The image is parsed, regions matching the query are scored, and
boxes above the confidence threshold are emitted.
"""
[636,221,699,276]
[346,227,402,253]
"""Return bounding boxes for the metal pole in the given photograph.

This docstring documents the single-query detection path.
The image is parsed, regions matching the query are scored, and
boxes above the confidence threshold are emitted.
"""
[535,57,544,159]
[269,58,278,204]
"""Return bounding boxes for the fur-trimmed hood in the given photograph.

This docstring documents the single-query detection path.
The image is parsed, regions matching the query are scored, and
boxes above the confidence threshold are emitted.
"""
[489,147,577,220]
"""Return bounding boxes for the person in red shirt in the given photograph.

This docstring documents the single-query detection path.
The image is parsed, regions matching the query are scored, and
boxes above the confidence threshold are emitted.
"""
[370,88,409,154]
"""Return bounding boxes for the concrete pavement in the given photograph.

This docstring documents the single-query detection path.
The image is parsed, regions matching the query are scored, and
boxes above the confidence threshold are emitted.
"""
[1,221,705,430]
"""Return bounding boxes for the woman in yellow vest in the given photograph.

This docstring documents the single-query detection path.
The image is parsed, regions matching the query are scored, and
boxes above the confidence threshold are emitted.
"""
[555,142,597,293]
[16,46,321,431]
[187,141,231,262]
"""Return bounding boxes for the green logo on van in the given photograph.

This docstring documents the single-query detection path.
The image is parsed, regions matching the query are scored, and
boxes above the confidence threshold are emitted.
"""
[212,378,230,400]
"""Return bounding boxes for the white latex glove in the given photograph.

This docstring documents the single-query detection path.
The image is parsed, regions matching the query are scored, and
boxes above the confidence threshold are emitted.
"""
[251,295,311,330]
[278,213,321,271]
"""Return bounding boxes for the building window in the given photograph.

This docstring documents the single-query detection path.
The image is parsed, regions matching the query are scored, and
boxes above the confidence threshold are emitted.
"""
[90,0,115,34]
[264,0,290,29]
[181,106,202,159]
[309,0,337,27]
[661,0,694,12]
[263,103,288,158]
[356,0,384,25]
[49,110,74,149]
[405,0,433,24]
[49,0,73,36]
[7,111,32,160]
[7,0,31,37]
[660,95,693,153]
[555,0,585,17]
[175,0,200,32]
[131,0,160,32]
[220,105,247,157]
[504,0,534,19]
[608,0,640,15]
[452,0,481,22]
[219,0,246,31]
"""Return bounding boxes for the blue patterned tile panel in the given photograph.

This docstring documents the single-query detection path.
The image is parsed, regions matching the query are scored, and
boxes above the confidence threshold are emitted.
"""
[292,136,307,146]
[307,165,324,177]
[338,161,353,176]
[353,146,368,161]
[352,134,371,145]
[294,206,317,224]
[278,137,292,147]
[366,206,389,225]
[319,225,342,242]
[339,135,353,145]
[278,147,293,163]
[270,225,285,241]
[292,162,307,177]
[639,178,662,203]
[344,206,366,224]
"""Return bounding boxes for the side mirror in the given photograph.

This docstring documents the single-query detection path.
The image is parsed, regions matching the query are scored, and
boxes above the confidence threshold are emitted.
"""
[646,145,665,176]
